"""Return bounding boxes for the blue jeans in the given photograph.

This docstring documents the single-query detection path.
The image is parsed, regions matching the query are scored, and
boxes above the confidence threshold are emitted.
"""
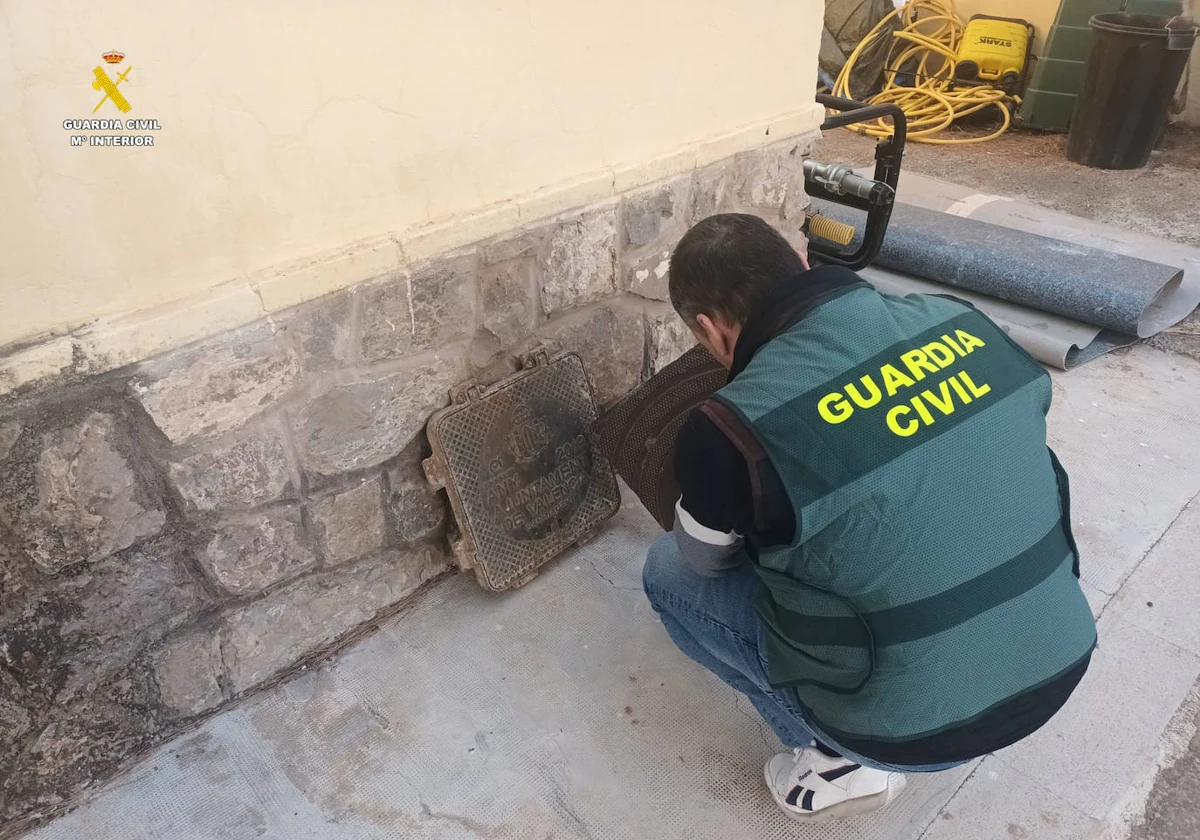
[642,533,964,774]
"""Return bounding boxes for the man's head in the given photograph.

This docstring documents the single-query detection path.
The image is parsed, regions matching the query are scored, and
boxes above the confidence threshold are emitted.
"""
[669,213,808,368]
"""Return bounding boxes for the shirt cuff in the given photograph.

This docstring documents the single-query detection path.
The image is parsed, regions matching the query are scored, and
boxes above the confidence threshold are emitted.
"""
[675,499,739,545]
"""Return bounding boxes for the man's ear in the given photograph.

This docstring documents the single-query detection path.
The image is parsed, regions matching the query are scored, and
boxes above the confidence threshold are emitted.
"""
[694,312,739,368]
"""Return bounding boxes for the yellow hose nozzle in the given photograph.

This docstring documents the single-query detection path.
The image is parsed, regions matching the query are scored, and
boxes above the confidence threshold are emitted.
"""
[806,213,857,246]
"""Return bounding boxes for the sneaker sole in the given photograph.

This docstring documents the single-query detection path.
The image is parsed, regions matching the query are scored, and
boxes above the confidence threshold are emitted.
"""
[762,764,907,823]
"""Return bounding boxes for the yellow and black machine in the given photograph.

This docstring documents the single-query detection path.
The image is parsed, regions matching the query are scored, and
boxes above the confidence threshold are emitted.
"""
[828,1,1032,145]
[954,14,1034,93]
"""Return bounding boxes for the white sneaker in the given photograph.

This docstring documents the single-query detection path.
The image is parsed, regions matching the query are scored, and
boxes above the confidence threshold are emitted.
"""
[764,746,907,822]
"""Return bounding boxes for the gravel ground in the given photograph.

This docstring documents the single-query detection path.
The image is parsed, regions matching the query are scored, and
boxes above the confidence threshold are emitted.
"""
[1132,702,1200,840]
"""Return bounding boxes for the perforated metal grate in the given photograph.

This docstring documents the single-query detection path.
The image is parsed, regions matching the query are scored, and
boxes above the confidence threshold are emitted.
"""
[596,346,726,530]
[425,351,620,591]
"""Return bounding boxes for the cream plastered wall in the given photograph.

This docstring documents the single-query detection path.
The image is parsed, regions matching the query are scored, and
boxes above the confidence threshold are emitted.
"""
[0,0,824,393]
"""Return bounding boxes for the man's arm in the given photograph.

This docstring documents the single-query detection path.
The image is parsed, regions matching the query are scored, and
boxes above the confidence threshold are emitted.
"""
[672,409,752,576]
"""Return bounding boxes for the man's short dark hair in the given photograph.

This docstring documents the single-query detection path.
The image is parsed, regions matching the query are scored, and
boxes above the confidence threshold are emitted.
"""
[669,213,805,326]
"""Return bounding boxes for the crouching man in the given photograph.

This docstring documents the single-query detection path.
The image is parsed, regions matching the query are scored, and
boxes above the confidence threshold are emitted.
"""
[643,214,1096,822]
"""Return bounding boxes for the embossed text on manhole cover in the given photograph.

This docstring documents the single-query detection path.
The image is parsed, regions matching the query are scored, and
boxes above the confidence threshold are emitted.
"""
[424,350,620,591]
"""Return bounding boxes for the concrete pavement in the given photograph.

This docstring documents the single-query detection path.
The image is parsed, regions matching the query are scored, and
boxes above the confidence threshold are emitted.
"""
[23,342,1200,840]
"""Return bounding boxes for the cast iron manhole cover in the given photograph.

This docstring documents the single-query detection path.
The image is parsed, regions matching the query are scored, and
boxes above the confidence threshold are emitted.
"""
[424,349,620,591]
[595,346,725,531]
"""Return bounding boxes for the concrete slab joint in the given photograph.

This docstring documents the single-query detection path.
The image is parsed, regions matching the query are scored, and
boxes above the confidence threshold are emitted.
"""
[0,133,819,830]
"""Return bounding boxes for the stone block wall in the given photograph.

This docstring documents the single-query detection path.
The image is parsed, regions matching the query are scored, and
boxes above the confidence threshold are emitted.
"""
[0,132,815,828]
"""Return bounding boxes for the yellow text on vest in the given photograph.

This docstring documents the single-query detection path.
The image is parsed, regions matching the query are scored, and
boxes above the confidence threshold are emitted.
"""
[817,329,991,436]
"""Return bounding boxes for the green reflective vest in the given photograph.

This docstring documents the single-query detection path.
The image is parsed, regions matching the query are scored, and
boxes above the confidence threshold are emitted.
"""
[715,284,1096,759]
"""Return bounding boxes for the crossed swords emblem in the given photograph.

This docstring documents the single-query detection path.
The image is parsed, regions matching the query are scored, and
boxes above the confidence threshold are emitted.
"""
[92,65,133,114]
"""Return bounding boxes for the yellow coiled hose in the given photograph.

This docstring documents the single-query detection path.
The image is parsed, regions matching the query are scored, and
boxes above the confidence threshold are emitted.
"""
[833,0,1020,145]
[806,213,858,246]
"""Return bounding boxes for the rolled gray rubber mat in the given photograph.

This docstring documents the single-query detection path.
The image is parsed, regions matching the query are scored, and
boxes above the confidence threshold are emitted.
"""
[861,267,1134,370]
[819,173,1200,369]
[814,200,1184,336]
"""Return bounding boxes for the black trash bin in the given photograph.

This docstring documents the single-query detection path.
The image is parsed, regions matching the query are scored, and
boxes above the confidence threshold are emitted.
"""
[1066,14,1199,170]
